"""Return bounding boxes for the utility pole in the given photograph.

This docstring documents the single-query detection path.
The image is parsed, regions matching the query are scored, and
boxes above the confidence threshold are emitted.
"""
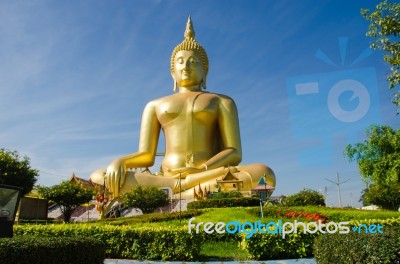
[325,172,349,208]
[179,173,182,225]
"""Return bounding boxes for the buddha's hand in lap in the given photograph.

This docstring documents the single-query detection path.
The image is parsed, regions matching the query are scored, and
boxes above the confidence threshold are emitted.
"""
[105,158,126,197]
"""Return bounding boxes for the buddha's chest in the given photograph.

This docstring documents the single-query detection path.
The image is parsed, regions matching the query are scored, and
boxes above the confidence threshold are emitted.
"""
[156,94,219,124]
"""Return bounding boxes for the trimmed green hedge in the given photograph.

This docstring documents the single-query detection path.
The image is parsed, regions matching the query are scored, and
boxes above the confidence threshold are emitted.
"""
[240,226,316,260]
[240,214,400,261]
[0,236,105,264]
[314,225,400,263]
[349,217,400,227]
[14,224,201,261]
[246,206,400,222]
[188,197,261,209]
[98,209,203,225]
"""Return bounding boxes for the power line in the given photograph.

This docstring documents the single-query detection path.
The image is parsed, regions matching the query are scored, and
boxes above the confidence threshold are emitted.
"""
[325,172,350,208]
[39,170,70,179]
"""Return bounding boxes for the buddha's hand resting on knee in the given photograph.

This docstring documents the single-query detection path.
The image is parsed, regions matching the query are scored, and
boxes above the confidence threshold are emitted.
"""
[105,158,126,197]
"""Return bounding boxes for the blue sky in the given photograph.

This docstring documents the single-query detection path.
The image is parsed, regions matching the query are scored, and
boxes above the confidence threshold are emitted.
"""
[1,0,398,207]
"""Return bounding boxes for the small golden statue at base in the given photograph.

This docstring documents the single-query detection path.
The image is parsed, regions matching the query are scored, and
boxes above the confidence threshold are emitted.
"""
[90,17,276,201]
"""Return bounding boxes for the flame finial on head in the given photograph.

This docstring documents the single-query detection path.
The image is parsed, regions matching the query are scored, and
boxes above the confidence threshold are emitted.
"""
[184,16,195,39]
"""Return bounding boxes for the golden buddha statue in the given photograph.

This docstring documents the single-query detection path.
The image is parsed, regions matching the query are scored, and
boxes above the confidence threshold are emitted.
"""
[90,17,276,200]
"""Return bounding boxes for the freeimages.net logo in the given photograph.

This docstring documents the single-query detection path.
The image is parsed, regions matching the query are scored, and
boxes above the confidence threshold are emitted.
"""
[286,37,381,166]
[187,217,384,239]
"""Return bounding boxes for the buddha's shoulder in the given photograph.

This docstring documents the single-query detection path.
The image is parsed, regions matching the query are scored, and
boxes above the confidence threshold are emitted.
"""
[198,92,237,104]
[145,94,172,104]
[211,92,235,101]
[203,92,237,106]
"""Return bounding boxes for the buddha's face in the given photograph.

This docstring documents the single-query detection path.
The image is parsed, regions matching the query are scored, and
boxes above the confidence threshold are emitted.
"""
[172,50,204,89]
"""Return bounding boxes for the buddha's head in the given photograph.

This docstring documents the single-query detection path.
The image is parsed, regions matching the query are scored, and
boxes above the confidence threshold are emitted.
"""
[170,17,209,91]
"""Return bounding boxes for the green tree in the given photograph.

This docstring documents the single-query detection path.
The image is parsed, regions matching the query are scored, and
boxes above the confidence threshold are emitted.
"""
[344,125,400,186]
[0,148,38,195]
[37,181,94,222]
[361,1,400,109]
[283,188,325,207]
[360,183,400,210]
[122,186,168,214]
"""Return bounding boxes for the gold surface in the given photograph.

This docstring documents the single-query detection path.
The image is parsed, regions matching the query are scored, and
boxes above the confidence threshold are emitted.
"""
[90,17,276,199]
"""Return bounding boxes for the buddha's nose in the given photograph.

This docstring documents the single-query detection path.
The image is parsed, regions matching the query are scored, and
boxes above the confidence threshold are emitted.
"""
[184,60,191,69]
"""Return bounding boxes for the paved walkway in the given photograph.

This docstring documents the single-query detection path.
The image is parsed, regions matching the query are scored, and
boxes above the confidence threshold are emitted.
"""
[105,259,317,264]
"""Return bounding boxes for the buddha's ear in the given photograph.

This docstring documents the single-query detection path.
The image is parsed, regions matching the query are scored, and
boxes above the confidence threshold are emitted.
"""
[171,72,177,92]
[201,75,207,90]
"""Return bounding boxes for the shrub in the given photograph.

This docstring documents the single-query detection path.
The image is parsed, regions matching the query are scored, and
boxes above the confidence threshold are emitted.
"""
[241,227,316,260]
[349,217,400,227]
[14,224,201,261]
[99,209,203,225]
[283,189,325,207]
[187,197,260,209]
[211,191,243,199]
[314,225,400,264]
[122,185,169,214]
[0,236,105,264]
[246,205,400,223]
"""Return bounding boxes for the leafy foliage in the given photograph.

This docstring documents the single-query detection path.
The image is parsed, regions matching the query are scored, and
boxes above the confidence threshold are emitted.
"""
[361,1,400,109]
[349,217,400,227]
[241,227,316,260]
[314,225,400,264]
[345,125,400,186]
[361,183,400,210]
[210,191,243,199]
[122,185,169,214]
[283,189,325,207]
[98,209,203,225]
[246,205,400,223]
[37,181,94,222]
[14,224,202,261]
[187,197,260,209]
[0,236,105,264]
[0,148,38,195]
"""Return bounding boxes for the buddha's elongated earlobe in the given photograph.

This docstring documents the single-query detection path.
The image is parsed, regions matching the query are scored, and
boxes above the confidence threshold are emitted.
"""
[172,73,177,92]
[201,76,207,90]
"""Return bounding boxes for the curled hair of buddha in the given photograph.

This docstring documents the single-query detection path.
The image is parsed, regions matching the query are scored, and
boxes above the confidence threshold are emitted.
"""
[171,16,209,91]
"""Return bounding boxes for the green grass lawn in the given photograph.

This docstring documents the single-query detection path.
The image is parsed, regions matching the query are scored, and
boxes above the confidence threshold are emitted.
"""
[200,241,249,261]
[95,206,400,228]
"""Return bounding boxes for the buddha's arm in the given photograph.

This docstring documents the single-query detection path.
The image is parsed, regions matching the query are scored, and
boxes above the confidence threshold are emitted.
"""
[124,101,160,168]
[203,96,242,169]
[105,101,160,197]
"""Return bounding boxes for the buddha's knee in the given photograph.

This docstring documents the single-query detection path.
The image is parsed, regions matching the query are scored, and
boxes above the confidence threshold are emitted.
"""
[89,168,106,186]
[238,163,276,187]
